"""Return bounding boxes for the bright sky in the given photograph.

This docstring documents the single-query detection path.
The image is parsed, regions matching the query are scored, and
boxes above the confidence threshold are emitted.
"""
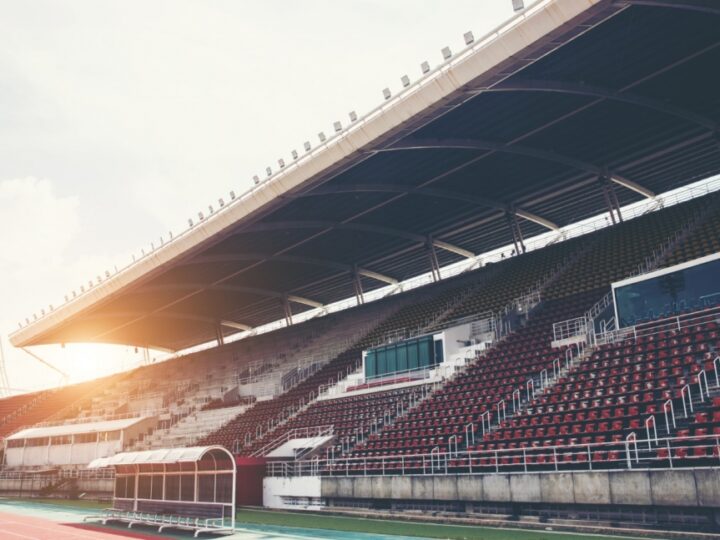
[0,1,517,394]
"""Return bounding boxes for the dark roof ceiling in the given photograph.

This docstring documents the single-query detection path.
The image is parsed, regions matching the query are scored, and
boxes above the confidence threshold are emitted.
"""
[12,0,720,351]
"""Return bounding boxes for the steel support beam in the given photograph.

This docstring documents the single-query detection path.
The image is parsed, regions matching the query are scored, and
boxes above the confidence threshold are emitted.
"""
[139,282,323,309]
[180,252,398,286]
[221,320,253,332]
[296,183,560,232]
[243,220,475,262]
[480,80,718,132]
[382,138,658,201]
[610,174,656,199]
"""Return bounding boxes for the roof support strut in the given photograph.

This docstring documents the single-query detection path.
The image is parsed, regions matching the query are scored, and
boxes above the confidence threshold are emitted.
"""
[352,266,365,305]
[282,297,293,326]
[426,236,442,282]
[506,212,526,255]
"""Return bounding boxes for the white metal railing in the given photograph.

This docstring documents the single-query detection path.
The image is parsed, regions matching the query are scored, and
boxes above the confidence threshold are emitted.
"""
[553,316,589,343]
[0,467,115,480]
[595,304,720,347]
[267,433,720,478]
[251,425,334,458]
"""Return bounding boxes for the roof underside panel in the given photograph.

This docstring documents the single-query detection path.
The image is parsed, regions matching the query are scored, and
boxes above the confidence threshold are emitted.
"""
[12,0,720,351]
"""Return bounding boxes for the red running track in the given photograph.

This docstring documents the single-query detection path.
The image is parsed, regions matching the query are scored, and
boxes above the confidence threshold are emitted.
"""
[0,510,160,540]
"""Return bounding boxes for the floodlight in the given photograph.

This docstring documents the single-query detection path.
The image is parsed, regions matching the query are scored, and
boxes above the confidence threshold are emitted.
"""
[266,166,272,176]
[41,308,45,316]
[382,88,391,100]
[291,149,299,160]
[253,175,260,185]
[25,317,30,324]
[278,158,285,168]
[49,304,53,311]
[349,111,358,122]
[318,131,327,142]
[188,218,194,227]
[198,211,204,220]
[464,31,474,45]
[512,0,524,12]
[441,46,452,60]
[230,190,236,200]
[420,61,430,74]
[333,121,342,133]
[401,75,410,87]
[208,205,214,214]
[304,141,312,152]
[218,197,225,207]
[105,270,110,278]
[64,295,69,302]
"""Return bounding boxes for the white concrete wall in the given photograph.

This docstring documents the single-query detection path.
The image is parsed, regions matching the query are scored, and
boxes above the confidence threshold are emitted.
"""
[264,476,323,510]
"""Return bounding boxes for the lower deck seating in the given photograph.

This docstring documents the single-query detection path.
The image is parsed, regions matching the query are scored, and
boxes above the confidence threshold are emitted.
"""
[349,291,601,460]
[247,383,433,456]
[470,317,718,462]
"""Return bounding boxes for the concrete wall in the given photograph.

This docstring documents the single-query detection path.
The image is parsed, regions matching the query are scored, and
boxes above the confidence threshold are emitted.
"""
[0,477,113,498]
[264,476,322,510]
[320,469,720,509]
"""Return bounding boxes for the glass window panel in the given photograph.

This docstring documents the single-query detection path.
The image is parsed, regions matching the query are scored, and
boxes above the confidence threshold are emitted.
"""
[198,474,215,503]
[434,339,443,365]
[365,351,376,378]
[126,475,135,499]
[165,475,180,501]
[137,475,151,499]
[407,341,419,371]
[377,349,387,377]
[151,475,163,500]
[216,474,233,503]
[397,344,408,372]
[114,477,126,498]
[180,474,195,502]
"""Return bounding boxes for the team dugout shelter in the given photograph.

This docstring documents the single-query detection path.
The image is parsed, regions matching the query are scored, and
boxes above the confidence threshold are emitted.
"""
[87,446,235,536]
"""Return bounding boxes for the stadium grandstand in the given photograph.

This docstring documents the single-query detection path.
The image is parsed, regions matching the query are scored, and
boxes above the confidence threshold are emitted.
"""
[3,0,720,538]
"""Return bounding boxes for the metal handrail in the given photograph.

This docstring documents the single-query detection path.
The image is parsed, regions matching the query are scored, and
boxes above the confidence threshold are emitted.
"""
[267,433,720,478]
[625,432,639,468]
[663,399,676,433]
[645,415,658,450]
[680,384,694,418]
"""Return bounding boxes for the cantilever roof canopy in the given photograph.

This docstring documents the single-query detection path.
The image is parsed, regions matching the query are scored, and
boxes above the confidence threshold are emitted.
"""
[8,417,150,441]
[10,0,720,351]
[87,446,232,469]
